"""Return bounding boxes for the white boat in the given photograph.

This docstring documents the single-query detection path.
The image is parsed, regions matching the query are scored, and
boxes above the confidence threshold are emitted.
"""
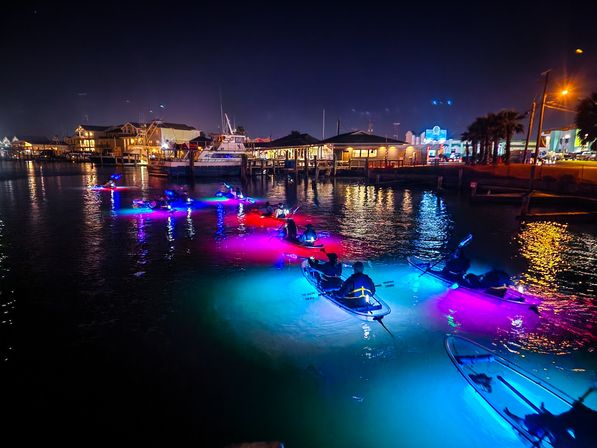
[191,114,247,177]
[147,157,190,177]
[148,114,249,177]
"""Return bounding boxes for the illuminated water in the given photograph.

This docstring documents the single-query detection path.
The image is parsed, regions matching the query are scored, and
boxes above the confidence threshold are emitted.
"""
[1,160,595,446]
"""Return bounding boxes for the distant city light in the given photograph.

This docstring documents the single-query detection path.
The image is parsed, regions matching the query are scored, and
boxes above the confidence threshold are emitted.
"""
[575,48,584,54]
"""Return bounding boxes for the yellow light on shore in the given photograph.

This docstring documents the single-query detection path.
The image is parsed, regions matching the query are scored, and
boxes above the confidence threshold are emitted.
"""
[575,48,583,54]
[561,89,569,96]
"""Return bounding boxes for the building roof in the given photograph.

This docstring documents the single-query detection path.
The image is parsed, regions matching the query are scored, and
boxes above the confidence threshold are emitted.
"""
[77,125,111,132]
[158,122,197,131]
[190,134,213,144]
[15,136,66,145]
[322,130,406,145]
[269,132,320,147]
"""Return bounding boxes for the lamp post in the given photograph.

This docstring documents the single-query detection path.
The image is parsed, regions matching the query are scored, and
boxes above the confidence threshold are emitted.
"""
[528,70,550,191]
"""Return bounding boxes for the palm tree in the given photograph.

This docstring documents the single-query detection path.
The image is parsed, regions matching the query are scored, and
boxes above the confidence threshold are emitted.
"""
[487,113,504,165]
[461,130,472,164]
[497,110,525,164]
[476,116,491,164]
[575,93,597,151]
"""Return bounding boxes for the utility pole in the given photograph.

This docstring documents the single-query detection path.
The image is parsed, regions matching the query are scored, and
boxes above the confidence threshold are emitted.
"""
[522,99,536,164]
[322,109,325,140]
[529,70,550,191]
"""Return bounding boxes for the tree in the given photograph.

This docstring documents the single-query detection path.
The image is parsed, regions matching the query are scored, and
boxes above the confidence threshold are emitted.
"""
[576,93,597,151]
[497,110,524,164]
[487,113,505,165]
[461,130,472,164]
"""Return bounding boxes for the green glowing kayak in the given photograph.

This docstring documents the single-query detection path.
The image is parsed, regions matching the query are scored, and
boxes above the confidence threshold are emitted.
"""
[445,335,597,448]
[301,260,390,321]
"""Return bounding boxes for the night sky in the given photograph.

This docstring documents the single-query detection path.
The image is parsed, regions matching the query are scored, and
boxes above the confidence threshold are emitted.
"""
[1,1,596,140]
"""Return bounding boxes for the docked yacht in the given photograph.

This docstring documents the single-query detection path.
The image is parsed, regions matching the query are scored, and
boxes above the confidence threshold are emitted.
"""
[192,115,247,177]
[148,114,248,177]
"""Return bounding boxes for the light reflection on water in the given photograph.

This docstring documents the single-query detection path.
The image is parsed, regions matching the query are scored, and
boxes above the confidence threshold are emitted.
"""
[0,217,14,362]
[1,162,595,446]
[510,221,597,354]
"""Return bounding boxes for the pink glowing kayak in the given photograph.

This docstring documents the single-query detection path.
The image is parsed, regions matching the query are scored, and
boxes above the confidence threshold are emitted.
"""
[446,335,597,448]
[301,260,390,321]
[407,256,541,308]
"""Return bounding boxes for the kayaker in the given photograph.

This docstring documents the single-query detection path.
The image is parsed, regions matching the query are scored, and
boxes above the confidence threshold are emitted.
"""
[505,400,597,448]
[308,253,342,290]
[103,179,116,188]
[275,203,289,219]
[261,201,274,217]
[441,247,470,280]
[282,218,298,242]
[334,261,376,307]
[234,186,244,199]
[300,224,318,246]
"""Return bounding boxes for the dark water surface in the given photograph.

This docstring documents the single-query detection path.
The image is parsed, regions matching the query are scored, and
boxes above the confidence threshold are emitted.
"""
[1,161,596,446]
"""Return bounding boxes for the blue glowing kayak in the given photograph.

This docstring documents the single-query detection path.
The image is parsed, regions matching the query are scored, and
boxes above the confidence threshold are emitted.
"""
[407,256,541,307]
[301,260,390,321]
[445,335,594,448]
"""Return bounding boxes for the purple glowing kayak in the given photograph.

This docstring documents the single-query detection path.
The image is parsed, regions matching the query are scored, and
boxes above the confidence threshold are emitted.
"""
[407,256,541,307]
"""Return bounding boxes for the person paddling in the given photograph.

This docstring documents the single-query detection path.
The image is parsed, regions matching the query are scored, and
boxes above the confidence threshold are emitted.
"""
[282,218,298,242]
[300,223,318,246]
[334,261,376,307]
[308,253,342,290]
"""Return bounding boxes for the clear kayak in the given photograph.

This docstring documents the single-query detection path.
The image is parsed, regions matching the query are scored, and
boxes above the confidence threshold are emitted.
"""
[446,335,597,448]
[407,256,541,307]
[301,260,390,321]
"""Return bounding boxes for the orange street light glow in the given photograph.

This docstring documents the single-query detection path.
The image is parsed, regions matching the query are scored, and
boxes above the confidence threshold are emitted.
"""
[575,48,584,54]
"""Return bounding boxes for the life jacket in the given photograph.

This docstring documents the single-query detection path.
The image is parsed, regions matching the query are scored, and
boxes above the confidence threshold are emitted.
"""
[342,274,374,300]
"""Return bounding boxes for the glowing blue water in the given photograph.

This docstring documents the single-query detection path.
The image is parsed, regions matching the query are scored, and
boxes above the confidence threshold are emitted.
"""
[1,161,595,446]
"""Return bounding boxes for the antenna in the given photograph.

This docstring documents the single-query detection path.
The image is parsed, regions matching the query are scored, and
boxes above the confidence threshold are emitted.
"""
[219,88,224,133]
[322,108,326,140]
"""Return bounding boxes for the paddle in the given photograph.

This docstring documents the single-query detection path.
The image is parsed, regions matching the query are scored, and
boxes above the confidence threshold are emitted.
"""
[577,382,597,404]
[419,233,473,278]
[374,316,395,339]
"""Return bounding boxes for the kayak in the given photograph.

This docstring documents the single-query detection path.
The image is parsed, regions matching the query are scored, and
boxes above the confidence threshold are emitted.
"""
[301,259,391,321]
[198,195,260,206]
[407,256,541,307]
[445,335,583,447]
[88,185,131,191]
[132,199,193,211]
[228,211,317,229]
[291,240,324,249]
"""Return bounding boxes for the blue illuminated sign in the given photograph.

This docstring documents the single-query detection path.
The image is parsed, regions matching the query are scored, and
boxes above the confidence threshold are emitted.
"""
[424,126,447,143]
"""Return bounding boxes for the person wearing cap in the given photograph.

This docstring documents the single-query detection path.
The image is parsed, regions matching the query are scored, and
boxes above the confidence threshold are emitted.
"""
[299,223,318,246]
[334,262,376,307]
[308,253,342,290]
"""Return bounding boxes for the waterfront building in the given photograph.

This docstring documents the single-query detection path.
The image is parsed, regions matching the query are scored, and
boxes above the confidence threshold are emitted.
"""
[10,136,69,158]
[322,131,411,167]
[250,131,327,163]
[69,121,200,163]
[542,126,593,156]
